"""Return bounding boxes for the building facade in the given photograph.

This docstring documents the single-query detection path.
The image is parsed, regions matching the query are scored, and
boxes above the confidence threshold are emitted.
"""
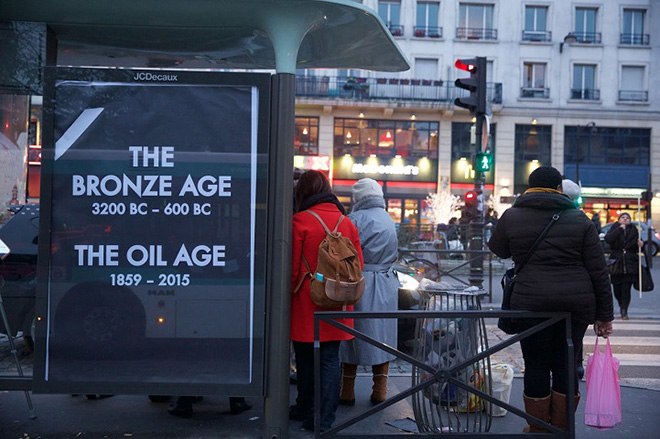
[293,0,660,229]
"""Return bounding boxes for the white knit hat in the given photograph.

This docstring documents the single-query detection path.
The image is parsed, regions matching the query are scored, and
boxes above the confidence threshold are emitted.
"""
[562,179,581,201]
[352,178,383,204]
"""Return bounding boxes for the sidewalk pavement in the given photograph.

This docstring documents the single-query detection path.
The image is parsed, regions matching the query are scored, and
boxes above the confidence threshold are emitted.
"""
[1,318,659,438]
[1,373,659,439]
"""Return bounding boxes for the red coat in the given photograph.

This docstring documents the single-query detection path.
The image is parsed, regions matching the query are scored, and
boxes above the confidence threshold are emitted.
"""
[291,203,364,342]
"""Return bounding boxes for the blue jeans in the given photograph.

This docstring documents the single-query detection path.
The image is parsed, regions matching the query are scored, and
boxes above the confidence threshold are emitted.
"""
[293,340,341,430]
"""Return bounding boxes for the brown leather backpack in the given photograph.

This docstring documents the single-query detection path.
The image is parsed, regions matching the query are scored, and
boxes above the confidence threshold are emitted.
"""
[293,210,365,309]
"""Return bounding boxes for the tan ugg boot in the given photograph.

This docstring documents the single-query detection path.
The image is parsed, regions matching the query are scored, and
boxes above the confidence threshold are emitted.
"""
[340,363,357,406]
[550,390,580,431]
[522,394,551,433]
[370,362,389,404]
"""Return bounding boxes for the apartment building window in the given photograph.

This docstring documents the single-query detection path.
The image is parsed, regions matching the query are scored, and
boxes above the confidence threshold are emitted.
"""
[574,7,601,43]
[523,5,550,42]
[334,118,438,159]
[415,1,442,38]
[564,127,650,166]
[379,1,403,36]
[620,66,647,102]
[571,64,599,100]
[457,3,497,40]
[294,117,319,155]
[521,63,549,98]
[621,9,648,45]
[514,124,552,194]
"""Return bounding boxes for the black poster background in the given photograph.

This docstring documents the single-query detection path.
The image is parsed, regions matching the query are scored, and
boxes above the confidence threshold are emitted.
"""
[35,68,269,395]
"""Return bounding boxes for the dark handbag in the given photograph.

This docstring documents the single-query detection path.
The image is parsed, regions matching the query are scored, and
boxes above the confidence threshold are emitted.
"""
[606,253,625,276]
[498,211,562,334]
[633,251,654,292]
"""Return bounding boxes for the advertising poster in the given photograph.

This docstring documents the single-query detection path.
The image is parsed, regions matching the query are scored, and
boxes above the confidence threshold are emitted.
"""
[35,68,270,395]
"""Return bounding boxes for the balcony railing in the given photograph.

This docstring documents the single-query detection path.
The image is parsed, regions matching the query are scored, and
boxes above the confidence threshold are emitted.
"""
[521,87,550,99]
[572,31,602,44]
[522,30,552,42]
[619,90,649,102]
[387,24,404,37]
[413,25,442,38]
[295,76,503,105]
[571,88,600,100]
[620,33,650,45]
[456,27,498,40]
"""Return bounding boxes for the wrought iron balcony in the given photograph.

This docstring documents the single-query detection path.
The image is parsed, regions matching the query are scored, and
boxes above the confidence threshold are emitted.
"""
[413,25,442,38]
[620,33,650,45]
[619,90,648,102]
[520,87,550,99]
[572,31,601,44]
[387,24,404,37]
[295,76,503,105]
[571,88,600,100]
[456,27,497,40]
[522,30,552,42]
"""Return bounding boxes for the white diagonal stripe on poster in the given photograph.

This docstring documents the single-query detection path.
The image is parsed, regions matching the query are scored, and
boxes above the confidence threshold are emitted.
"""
[55,108,103,160]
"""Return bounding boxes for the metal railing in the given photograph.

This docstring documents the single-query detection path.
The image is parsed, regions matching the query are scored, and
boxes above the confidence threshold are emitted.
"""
[520,87,550,99]
[573,31,601,44]
[313,310,575,438]
[388,24,404,37]
[570,88,600,100]
[619,90,648,102]
[522,30,551,42]
[398,248,498,302]
[620,33,649,45]
[456,27,498,40]
[295,76,503,105]
[414,25,442,38]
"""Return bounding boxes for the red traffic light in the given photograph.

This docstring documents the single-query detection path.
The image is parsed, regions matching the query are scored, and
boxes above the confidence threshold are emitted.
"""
[455,59,476,72]
[465,191,476,200]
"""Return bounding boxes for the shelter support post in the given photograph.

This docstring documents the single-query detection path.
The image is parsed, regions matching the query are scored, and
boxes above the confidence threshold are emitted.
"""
[264,73,295,439]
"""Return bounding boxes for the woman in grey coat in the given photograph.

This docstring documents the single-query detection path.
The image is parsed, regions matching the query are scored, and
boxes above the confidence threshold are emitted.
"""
[339,178,399,405]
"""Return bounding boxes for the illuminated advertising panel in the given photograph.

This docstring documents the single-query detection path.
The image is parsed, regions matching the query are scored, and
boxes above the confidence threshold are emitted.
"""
[34,68,270,396]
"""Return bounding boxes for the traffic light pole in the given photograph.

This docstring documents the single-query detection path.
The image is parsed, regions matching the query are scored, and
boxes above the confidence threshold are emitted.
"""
[468,112,486,287]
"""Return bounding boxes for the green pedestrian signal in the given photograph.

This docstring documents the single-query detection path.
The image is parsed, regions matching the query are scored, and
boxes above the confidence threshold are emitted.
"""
[577,195,583,205]
[475,153,492,172]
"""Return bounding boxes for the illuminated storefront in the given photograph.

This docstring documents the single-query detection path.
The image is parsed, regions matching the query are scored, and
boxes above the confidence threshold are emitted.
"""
[333,117,438,224]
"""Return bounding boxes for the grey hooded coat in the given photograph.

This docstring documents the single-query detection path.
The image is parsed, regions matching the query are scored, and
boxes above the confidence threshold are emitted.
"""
[339,196,399,365]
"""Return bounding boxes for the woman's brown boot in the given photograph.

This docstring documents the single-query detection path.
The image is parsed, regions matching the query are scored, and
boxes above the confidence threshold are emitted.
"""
[340,363,357,406]
[370,362,389,404]
[522,394,551,433]
[550,390,580,431]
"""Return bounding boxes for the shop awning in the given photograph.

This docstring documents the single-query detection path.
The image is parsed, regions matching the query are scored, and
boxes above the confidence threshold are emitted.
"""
[0,0,410,74]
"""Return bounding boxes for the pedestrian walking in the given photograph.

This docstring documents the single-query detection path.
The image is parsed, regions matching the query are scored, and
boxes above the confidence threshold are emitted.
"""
[338,178,399,405]
[604,212,644,320]
[488,166,613,433]
[289,170,364,432]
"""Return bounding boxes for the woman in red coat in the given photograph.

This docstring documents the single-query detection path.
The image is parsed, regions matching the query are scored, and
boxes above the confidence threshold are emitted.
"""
[289,170,364,432]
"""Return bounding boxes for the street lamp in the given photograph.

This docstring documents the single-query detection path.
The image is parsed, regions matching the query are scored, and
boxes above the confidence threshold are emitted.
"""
[559,32,577,53]
[575,122,596,187]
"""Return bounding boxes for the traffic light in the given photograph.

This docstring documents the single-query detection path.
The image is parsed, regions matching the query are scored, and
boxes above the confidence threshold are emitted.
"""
[576,195,584,206]
[454,57,487,115]
[463,190,478,219]
[475,152,492,172]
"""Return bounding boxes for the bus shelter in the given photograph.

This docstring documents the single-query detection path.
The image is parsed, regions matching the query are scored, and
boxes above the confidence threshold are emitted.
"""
[0,1,409,438]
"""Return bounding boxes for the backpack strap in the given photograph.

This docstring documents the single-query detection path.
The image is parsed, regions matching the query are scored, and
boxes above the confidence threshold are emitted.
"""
[304,210,344,236]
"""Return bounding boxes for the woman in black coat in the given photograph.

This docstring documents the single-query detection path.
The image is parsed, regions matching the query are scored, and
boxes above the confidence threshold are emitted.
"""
[488,166,613,433]
[604,212,644,320]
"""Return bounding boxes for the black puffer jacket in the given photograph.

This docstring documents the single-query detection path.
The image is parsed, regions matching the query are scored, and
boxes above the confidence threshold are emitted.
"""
[604,222,639,279]
[488,192,613,324]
